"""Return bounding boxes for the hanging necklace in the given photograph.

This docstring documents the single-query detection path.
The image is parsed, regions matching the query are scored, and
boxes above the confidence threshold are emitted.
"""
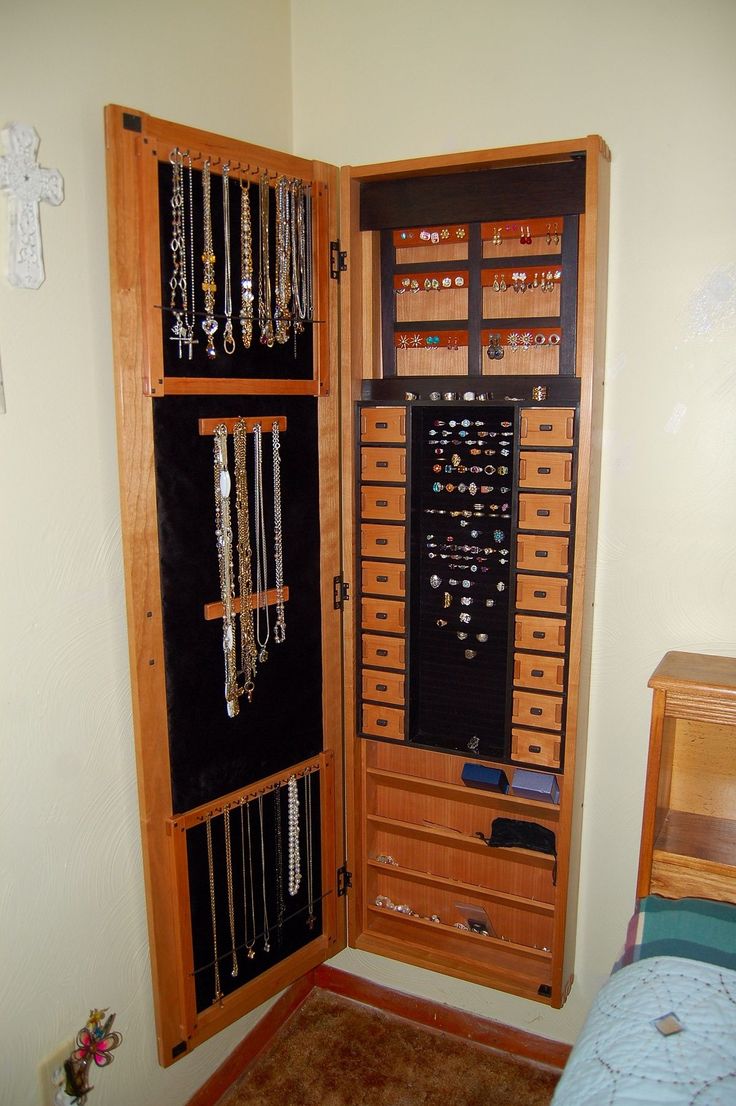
[233,419,258,699]
[213,425,240,717]
[304,184,314,323]
[169,149,185,356]
[241,801,256,960]
[274,176,292,345]
[305,770,316,929]
[205,816,223,1003]
[201,159,218,359]
[239,176,254,347]
[258,793,271,952]
[221,163,235,354]
[287,774,301,896]
[258,173,274,346]
[272,421,286,644]
[183,153,197,357]
[253,424,270,663]
[223,807,238,977]
[290,180,306,337]
[274,786,285,945]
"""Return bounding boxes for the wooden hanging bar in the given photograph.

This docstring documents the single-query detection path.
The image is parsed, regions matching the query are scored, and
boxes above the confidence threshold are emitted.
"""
[168,752,329,832]
[199,415,288,436]
[204,586,290,621]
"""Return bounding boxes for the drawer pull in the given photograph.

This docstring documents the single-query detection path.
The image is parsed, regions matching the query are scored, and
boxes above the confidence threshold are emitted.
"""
[376,460,389,468]
[537,509,550,517]
[540,423,553,432]
[535,550,549,558]
[538,466,551,475]
[375,718,388,728]
[376,611,388,620]
[376,421,389,429]
[533,631,546,639]
[376,538,388,546]
[376,499,389,507]
[376,683,388,692]
[377,649,388,657]
[531,668,544,677]
[376,574,389,582]
[533,589,548,598]
[529,744,542,753]
[530,707,543,716]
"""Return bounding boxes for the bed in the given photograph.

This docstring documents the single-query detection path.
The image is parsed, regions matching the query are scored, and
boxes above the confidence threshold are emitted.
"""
[551,896,736,1104]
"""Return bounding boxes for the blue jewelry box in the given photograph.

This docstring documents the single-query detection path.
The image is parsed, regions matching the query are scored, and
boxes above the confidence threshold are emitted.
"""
[461,763,509,793]
[511,768,560,804]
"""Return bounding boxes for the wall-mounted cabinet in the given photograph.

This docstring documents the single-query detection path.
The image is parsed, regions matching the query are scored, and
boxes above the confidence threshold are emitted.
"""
[105,104,609,1065]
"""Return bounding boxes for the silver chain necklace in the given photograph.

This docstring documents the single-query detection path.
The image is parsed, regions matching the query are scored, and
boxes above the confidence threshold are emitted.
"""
[287,774,301,896]
[222,163,235,354]
[253,424,270,662]
[272,421,286,644]
[258,794,271,952]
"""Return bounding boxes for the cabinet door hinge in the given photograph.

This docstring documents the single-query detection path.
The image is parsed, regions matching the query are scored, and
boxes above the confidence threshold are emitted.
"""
[330,240,348,280]
[333,575,350,610]
[337,865,352,897]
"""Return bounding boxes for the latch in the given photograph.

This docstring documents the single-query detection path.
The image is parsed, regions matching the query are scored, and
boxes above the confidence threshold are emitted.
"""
[330,240,348,280]
[333,575,350,611]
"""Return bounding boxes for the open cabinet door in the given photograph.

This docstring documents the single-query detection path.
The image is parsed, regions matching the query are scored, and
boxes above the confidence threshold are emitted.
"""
[104,105,345,1065]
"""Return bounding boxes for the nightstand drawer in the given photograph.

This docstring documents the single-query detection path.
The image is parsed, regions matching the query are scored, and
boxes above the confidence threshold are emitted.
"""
[361,598,405,634]
[512,691,563,731]
[362,634,405,670]
[516,534,569,574]
[518,493,571,532]
[361,407,406,443]
[519,452,573,490]
[514,653,565,693]
[362,703,405,741]
[514,615,567,653]
[362,670,405,705]
[511,728,562,770]
[516,575,568,614]
[362,561,406,597]
[361,523,406,559]
[361,486,406,520]
[520,407,574,447]
[361,447,406,483]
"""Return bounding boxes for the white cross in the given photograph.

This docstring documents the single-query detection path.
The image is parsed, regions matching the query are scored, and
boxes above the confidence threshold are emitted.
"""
[0,123,63,289]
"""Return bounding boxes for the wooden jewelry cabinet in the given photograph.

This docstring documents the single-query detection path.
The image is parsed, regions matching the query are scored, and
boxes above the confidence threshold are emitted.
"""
[105,104,609,1064]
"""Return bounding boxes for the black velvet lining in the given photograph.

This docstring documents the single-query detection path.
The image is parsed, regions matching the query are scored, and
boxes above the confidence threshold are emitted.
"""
[157,161,314,379]
[187,772,323,1014]
[408,405,515,758]
[152,394,323,814]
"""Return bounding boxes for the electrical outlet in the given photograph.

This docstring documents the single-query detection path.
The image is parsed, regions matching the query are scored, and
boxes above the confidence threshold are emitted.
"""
[38,1039,74,1106]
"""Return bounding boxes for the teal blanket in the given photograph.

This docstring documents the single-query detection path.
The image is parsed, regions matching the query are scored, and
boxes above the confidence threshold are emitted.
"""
[615,895,736,972]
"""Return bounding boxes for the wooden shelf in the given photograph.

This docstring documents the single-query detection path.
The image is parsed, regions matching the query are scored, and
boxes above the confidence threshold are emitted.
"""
[366,859,554,915]
[367,814,557,870]
[655,809,736,866]
[366,765,560,818]
[366,905,552,962]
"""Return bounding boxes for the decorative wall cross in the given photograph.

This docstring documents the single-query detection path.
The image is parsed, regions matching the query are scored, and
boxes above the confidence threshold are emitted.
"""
[0,122,64,289]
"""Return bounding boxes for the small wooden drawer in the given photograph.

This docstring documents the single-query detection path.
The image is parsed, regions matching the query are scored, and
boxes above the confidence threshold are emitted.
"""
[362,634,405,670]
[362,560,405,597]
[516,575,568,615]
[519,452,573,490]
[362,670,405,705]
[520,408,574,447]
[511,728,562,770]
[362,703,405,741]
[361,523,406,559]
[361,597,405,634]
[361,486,406,521]
[514,614,567,653]
[512,691,563,731]
[516,534,569,574]
[361,407,406,443]
[518,493,571,532]
[361,447,406,483]
[514,653,565,693]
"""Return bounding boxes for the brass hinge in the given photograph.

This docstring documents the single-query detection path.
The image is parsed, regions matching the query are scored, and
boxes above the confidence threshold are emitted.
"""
[330,240,347,280]
[337,865,352,897]
[333,575,350,611]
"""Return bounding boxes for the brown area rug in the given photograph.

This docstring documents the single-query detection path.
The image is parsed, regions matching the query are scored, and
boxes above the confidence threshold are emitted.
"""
[218,989,560,1106]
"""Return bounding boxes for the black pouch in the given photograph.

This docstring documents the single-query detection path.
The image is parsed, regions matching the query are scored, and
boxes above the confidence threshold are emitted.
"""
[476,817,557,882]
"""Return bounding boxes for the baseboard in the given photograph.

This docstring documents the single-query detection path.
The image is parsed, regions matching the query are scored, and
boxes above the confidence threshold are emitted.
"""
[314,965,571,1072]
[187,963,571,1104]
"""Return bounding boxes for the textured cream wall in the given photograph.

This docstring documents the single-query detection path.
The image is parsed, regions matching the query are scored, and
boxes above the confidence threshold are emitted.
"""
[290,0,736,1045]
[0,3,293,1104]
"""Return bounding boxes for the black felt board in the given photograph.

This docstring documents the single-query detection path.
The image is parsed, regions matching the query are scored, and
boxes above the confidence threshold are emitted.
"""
[407,405,515,758]
[152,394,323,814]
[157,161,314,380]
[187,772,323,1013]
